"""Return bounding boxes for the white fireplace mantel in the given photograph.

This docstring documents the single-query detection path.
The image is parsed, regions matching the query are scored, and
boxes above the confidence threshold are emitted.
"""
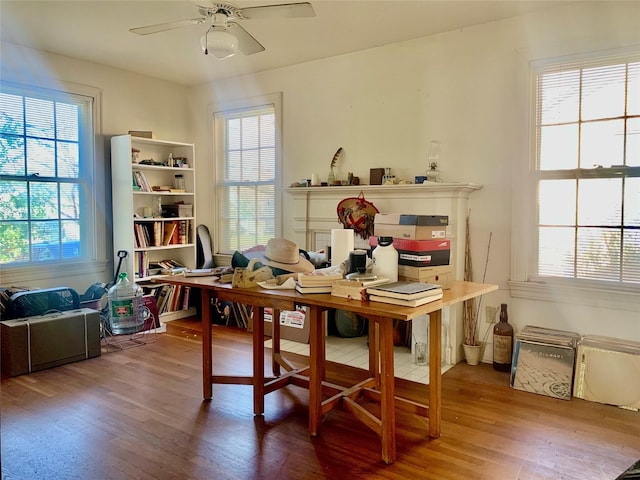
[282,182,482,364]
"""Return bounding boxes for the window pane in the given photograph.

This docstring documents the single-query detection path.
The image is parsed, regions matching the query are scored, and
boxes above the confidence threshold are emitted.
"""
[538,226,575,277]
[540,124,578,170]
[582,64,626,120]
[540,69,580,124]
[25,98,54,138]
[61,219,80,259]
[227,118,241,150]
[242,150,259,181]
[31,220,60,262]
[260,114,275,147]
[56,103,79,141]
[576,227,621,282]
[57,141,79,178]
[226,151,241,181]
[261,147,275,180]
[0,135,26,175]
[624,177,640,227]
[577,178,621,226]
[623,229,640,283]
[0,222,29,263]
[628,62,640,116]
[0,93,24,133]
[241,117,259,149]
[27,138,55,176]
[60,182,79,219]
[628,118,640,167]
[0,180,28,220]
[29,182,58,219]
[539,180,576,225]
[580,119,625,168]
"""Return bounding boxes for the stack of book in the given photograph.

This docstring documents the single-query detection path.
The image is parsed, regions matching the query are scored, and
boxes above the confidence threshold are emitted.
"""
[366,281,443,307]
[296,272,343,294]
[331,276,389,299]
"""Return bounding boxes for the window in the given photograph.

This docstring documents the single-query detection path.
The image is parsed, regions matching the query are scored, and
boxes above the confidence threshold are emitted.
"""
[0,82,96,267]
[213,94,281,253]
[533,54,640,287]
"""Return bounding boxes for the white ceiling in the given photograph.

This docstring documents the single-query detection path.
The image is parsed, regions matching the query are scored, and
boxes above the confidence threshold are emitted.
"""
[1,0,568,86]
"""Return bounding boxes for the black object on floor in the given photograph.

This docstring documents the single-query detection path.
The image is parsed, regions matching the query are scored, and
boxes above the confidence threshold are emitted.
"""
[616,459,640,480]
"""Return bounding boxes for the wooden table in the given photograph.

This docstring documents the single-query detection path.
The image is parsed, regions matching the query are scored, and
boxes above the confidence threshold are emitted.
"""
[156,277,497,463]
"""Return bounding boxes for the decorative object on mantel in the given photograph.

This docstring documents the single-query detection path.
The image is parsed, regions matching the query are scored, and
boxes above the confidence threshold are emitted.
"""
[426,140,443,182]
[462,210,493,365]
[328,147,342,185]
[336,191,379,239]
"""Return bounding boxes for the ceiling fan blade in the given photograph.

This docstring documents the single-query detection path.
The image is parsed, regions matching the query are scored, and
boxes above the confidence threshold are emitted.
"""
[238,2,315,20]
[130,18,206,35]
[227,22,265,55]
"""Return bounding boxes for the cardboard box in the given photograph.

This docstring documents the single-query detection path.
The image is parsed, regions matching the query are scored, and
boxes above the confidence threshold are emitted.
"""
[399,214,449,226]
[397,265,453,288]
[374,223,447,240]
[510,326,580,401]
[263,306,310,344]
[374,213,447,239]
[1,308,101,377]
[370,237,451,267]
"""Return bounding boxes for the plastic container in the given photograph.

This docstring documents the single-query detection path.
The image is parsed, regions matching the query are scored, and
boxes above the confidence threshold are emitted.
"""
[371,236,398,282]
[107,272,143,334]
[174,174,185,190]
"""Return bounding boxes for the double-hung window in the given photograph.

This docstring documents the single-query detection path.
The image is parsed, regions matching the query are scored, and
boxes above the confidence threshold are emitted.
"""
[513,51,640,307]
[0,82,98,270]
[213,94,281,253]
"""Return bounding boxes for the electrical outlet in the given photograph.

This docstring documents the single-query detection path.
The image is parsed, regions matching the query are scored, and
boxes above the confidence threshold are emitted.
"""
[485,306,498,323]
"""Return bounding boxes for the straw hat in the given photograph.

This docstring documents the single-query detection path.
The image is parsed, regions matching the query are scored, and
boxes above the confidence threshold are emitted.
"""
[336,192,379,239]
[261,238,314,273]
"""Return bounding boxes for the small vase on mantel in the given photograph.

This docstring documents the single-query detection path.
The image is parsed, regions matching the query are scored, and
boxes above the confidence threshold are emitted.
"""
[426,140,443,182]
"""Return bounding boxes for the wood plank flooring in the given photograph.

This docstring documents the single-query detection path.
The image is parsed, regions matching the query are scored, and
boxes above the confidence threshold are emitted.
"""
[1,322,639,480]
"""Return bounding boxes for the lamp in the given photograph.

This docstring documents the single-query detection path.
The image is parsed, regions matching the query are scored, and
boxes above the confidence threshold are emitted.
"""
[201,28,238,59]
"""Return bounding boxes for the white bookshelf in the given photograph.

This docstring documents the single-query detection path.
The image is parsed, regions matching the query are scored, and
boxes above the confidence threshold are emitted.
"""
[111,134,197,322]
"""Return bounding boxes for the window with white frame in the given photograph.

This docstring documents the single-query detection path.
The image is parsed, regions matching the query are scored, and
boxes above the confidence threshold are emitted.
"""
[530,53,640,289]
[0,82,97,267]
[213,95,280,253]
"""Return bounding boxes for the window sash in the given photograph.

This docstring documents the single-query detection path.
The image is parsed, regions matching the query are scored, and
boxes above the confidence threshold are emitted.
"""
[214,100,278,253]
[531,53,640,287]
[0,82,94,265]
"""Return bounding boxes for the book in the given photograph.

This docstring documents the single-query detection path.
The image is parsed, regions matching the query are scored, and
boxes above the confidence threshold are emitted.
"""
[295,282,332,294]
[366,281,442,300]
[163,222,177,246]
[297,271,344,287]
[183,268,218,277]
[368,292,443,307]
[331,277,390,300]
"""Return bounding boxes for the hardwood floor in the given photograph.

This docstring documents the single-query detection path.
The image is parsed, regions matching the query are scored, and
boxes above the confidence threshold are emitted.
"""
[1,322,638,480]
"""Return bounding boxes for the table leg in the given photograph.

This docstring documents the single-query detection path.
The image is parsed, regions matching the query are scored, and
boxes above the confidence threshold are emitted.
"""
[201,290,213,400]
[253,305,265,415]
[308,306,324,436]
[379,317,396,464]
[272,308,281,376]
[429,309,442,438]
[369,320,380,387]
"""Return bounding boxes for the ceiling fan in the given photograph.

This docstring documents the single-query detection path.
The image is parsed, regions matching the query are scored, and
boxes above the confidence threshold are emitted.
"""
[129,1,316,60]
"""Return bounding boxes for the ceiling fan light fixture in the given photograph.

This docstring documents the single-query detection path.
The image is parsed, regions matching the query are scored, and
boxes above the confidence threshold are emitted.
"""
[200,29,238,59]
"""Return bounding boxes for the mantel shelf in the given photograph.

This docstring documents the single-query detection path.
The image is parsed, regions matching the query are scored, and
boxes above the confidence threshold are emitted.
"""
[284,182,482,197]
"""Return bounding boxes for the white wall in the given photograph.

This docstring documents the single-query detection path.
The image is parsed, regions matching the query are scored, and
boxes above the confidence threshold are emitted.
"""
[0,41,190,292]
[188,2,640,354]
